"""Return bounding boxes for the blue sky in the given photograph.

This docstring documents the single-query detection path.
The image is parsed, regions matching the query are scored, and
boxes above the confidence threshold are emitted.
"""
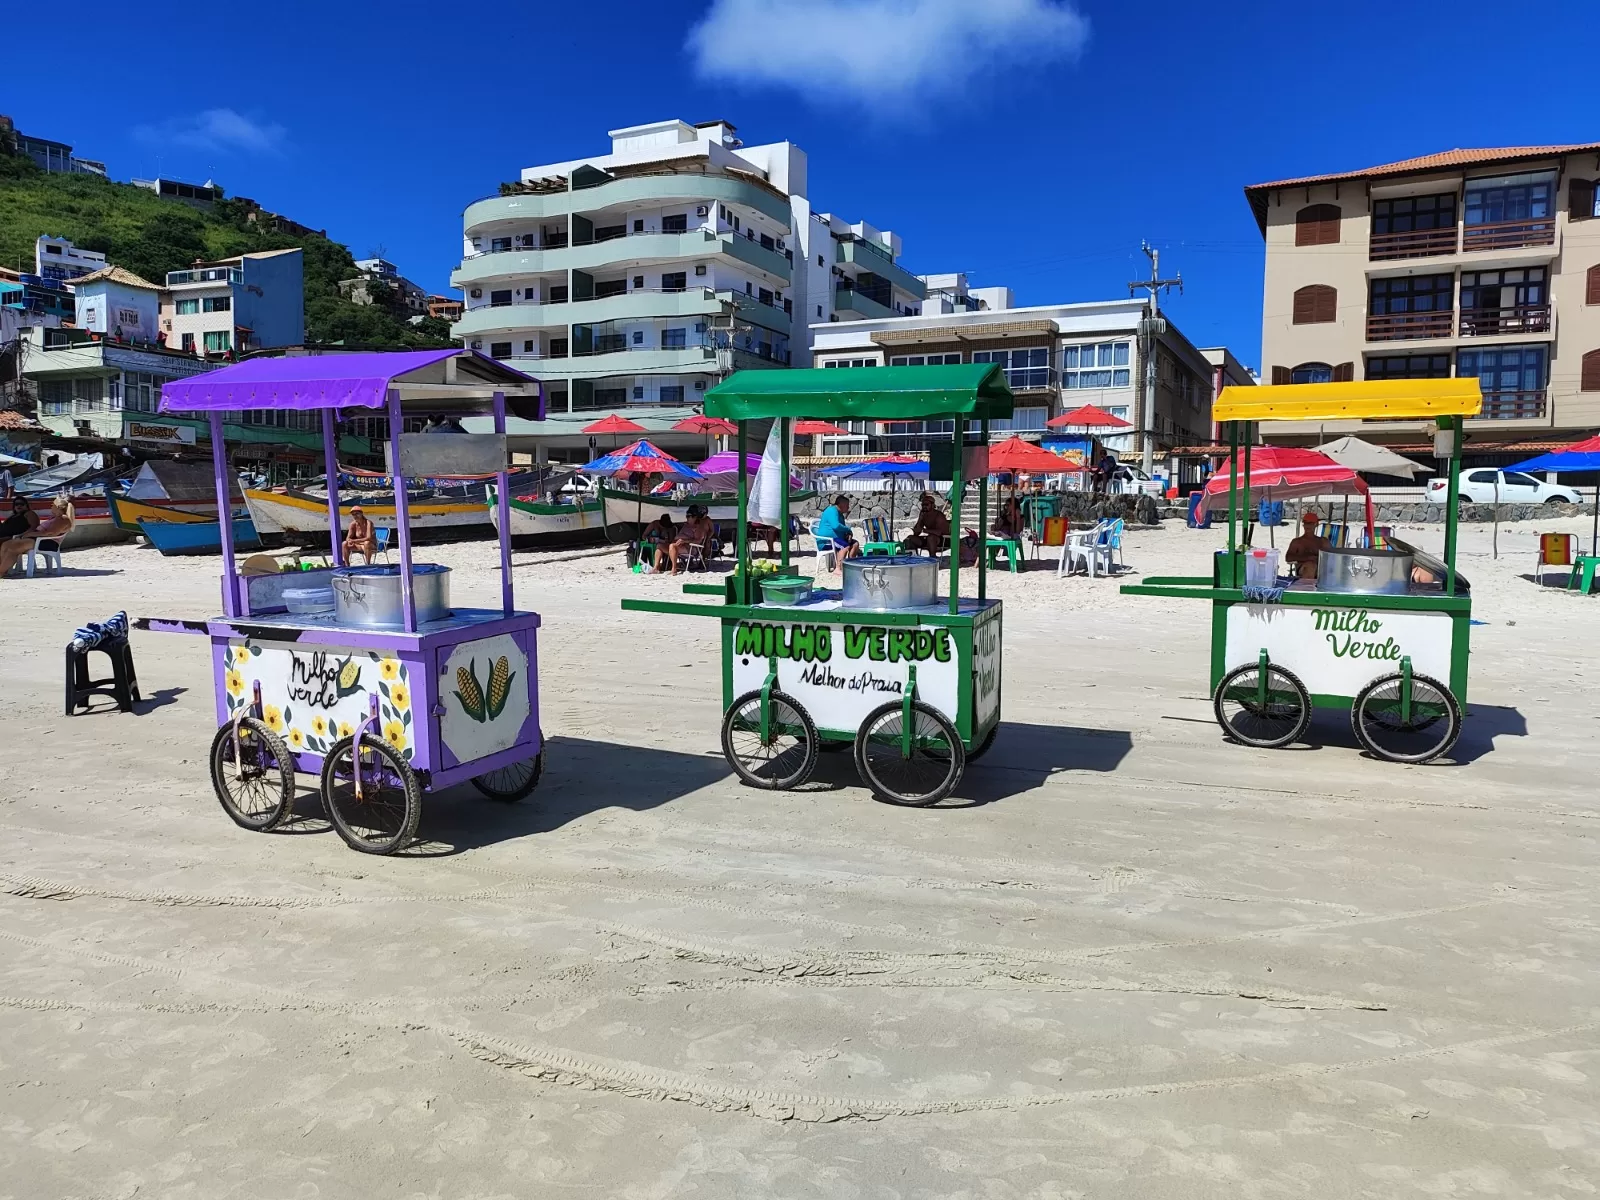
[6,0,1597,368]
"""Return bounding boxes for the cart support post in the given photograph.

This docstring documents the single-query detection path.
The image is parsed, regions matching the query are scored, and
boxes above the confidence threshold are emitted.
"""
[492,390,514,617]
[1443,416,1462,596]
[1399,655,1414,724]
[736,420,749,582]
[210,412,240,617]
[1226,421,1239,555]
[948,416,965,615]
[778,416,791,572]
[1242,422,1254,547]
[386,387,418,632]
[322,409,345,568]
[977,418,989,601]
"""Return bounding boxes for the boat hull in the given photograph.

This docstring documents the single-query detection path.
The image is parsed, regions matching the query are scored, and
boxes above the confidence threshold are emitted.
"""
[109,493,245,531]
[244,489,491,539]
[486,486,606,547]
[138,517,262,556]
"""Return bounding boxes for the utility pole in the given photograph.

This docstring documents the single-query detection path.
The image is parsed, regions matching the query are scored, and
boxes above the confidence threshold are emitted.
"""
[1128,244,1183,475]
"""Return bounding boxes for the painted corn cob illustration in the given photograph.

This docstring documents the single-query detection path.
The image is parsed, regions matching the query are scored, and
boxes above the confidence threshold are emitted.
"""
[486,655,515,720]
[454,659,487,722]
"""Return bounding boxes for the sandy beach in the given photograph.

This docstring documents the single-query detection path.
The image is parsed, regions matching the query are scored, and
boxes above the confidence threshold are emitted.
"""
[2,517,1597,1198]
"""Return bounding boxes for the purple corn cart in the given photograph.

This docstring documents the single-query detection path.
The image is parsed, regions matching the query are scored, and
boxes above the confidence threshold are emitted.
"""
[138,350,547,854]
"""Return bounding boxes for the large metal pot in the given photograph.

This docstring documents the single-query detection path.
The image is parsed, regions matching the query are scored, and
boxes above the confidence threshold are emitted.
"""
[330,564,452,627]
[842,556,937,610]
[1317,547,1414,595]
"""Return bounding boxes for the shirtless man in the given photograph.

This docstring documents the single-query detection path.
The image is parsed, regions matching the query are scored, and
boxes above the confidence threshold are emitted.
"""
[900,494,950,555]
[1284,512,1332,580]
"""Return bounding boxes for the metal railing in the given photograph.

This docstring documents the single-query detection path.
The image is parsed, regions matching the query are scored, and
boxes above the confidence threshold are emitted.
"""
[1461,218,1556,253]
[166,267,242,285]
[1369,226,1458,260]
[1476,390,1547,420]
[1365,310,1454,341]
[1458,303,1552,337]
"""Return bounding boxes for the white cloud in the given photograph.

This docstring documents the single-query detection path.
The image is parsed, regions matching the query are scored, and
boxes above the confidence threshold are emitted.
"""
[686,0,1089,108]
[133,109,287,155]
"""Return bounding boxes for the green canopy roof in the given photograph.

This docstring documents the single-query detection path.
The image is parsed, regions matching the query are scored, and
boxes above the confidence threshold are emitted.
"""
[704,364,1015,422]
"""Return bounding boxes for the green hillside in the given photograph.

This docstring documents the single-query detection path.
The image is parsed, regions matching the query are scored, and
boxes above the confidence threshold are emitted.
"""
[0,151,453,348]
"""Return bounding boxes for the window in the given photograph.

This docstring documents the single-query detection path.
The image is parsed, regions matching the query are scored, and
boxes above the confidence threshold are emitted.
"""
[990,407,1048,433]
[633,386,645,400]
[632,331,644,345]
[760,233,774,251]
[973,346,1050,390]
[1295,203,1341,246]
[1292,285,1337,324]
[1503,471,1540,489]
[593,388,627,407]
[1373,193,1456,235]
[890,354,962,366]
[203,330,231,353]
[549,337,568,357]
[549,285,568,303]
[202,295,231,313]
[662,328,686,349]
[1061,341,1131,389]
[633,276,644,289]
[594,280,626,299]
[39,378,71,414]
[175,298,199,315]
[1460,267,1545,311]
[816,305,823,317]
[694,264,707,276]
[822,357,877,368]
[1467,469,1498,485]
[45,243,62,254]
[1370,274,1453,314]
[1570,178,1598,221]
[633,219,645,233]
[1458,344,1547,398]
[523,288,537,300]
[594,224,626,242]
[1291,362,1333,384]
[490,289,512,307]
[1366,353,1451,379]
[818,255,825,267]
[522,340,534,354]
[489,341,512,358]
[662,214,687,233]
[1465,172,1553,227]
[490,237,512,253]
[1583,350,1600,392]
[660,385,684,404]
[1587,265,1600,307]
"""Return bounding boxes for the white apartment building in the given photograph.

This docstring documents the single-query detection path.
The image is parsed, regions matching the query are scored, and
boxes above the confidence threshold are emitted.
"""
[450,118,926,415]
[35,236,107,284]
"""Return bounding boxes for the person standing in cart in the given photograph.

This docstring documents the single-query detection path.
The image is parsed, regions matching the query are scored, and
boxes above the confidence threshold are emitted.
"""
[1285,511,1331,580]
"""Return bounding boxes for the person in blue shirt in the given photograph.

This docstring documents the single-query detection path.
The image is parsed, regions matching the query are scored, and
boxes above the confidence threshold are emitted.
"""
[815,495,861,561]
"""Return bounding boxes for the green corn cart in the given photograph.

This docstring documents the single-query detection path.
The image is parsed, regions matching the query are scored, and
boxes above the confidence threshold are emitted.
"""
[622,364,1011,806]
[1121,378,1483,763]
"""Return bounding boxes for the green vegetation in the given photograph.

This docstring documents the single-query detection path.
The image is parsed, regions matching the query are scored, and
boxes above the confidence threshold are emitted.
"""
[0,152,453,350]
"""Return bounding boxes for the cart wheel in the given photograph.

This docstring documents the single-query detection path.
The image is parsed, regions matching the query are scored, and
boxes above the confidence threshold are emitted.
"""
[471,752,544,802]
[967,724,999,761]
[855,700,965,807]
[1351,673,1461,764]
[319,735,422,855]
[720,689,819,790]
[1213,663,1311,749]
[208,718,295,832]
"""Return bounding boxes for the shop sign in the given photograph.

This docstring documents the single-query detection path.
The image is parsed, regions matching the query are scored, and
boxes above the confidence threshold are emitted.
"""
[1224,605,1453,698]
[126,420,197,445]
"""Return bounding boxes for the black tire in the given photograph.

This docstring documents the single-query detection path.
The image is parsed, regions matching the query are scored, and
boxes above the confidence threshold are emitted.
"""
[854,700,965,807]
[208,718,295,832]
[1351,672,1462,764]
[968,724,999,761]
[319,735,422,855]
[471,752,544,802]
[1544,496,1571,505]
[1213,663,1312,749]
[720,689,818,790]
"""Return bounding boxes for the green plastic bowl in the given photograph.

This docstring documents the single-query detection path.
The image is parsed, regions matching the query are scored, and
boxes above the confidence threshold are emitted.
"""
[760,577,814,606]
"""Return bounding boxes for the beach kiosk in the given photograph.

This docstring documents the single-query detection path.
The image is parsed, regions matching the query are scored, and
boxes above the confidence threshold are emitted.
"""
[1121,379,1481,763]
[622,365,1009,806]
[138,350,548,853]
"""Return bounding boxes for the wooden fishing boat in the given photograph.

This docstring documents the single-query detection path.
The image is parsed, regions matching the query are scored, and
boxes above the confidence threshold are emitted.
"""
[244,487,492,539]
[138,516,262,556]
[109,493,246,531]
[486,484,606,548]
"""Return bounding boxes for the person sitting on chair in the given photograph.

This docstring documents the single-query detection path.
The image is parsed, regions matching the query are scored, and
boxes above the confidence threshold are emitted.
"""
[1,496,69,576]
[669,506,714,575]
[1,495,38,542]
[900,494,950,555]
[642,513,675,572]
[343,505,378,565]
[816,495,861,562]
[1285,511,1332,581]
[991,495,1024,541]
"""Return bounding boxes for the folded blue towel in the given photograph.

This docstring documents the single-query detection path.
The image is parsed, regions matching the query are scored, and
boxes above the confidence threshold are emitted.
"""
[70,610,129,653]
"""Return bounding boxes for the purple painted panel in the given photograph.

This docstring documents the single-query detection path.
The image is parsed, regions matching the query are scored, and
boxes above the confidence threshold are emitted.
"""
[429,738,543,793]
[433,625,541,773]
[210,638,231,727]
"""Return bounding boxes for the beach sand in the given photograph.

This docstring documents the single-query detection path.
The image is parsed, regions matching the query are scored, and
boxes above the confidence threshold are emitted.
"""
[1,518,1597,1198]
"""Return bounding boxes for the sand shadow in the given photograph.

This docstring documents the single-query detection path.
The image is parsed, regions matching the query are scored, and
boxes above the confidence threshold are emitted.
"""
[943,721,1135,807]
[1308,702,1526,766]
[68,685,188,717]
[11,567,123,578]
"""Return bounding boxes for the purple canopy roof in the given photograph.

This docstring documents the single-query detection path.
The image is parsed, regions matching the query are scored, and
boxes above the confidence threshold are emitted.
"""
[159,349,537,414]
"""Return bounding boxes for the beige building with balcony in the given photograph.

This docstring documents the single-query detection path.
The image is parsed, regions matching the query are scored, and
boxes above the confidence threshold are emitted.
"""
[1248,143,1600,450]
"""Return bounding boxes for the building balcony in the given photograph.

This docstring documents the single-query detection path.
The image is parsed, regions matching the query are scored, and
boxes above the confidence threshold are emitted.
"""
[1476,390,1546,420]
[462,172,794,237]
[1365,310,1454,342]
[1458,304,1552,339]
[500,344,721,380]
[451,229,792,290]
[453,286,732,338]
[716,231,793,282]
[1369,227,1458,261]
[167,266,242,286]
[1461,218,1556,254]
[834,287,896,320]
[836,238,927,299]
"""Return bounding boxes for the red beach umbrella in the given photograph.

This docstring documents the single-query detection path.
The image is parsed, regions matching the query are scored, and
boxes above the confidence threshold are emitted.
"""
[1047,404,1133,429]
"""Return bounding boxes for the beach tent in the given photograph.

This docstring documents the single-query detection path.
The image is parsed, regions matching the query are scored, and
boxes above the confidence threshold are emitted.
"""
[1507,434,1600,556]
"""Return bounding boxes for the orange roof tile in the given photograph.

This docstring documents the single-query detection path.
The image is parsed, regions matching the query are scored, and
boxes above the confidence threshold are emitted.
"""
[1244,143,1600,232]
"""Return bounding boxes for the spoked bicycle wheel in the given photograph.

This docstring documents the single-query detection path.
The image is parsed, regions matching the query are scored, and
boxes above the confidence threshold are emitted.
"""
[208,717,295,831]
[720,689,818,790]
[319,735,423,854]
[471,752,544,802]
[1351,673,1461,763]
[1213,663,1311,749]
[854,700,965,807]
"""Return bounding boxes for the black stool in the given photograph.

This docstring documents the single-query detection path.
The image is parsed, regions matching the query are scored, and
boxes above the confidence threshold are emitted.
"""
[66,638,140,715]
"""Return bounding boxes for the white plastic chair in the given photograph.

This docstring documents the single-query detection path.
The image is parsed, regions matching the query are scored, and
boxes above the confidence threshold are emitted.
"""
[24,537,63,577]
[1057,520,1112,578]
[810,525,849,574]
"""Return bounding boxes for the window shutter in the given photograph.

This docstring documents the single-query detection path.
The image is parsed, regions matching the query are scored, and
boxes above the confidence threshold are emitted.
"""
[1582,350,1600,392]
[1587,265,1600,306]
[1333,362,1354,382]
[1570,178,1596,222]
[1292,284,1337,324]
[1295,204,1341,246]
[1271,366,1292,385]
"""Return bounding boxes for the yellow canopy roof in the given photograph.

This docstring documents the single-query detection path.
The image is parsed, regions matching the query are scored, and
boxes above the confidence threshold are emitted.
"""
[1215,379,1482,423]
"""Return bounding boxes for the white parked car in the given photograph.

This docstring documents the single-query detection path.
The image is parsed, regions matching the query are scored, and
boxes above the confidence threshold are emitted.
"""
[1111,464,1166,497]
[1425,469,1581,506]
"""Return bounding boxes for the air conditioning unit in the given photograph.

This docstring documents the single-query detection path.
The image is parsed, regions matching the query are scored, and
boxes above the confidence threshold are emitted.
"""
[694,380,706,391]
[696,205,708,217]
[694,264,707,276]
[471,339,482,349]
[470,288,482,298]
